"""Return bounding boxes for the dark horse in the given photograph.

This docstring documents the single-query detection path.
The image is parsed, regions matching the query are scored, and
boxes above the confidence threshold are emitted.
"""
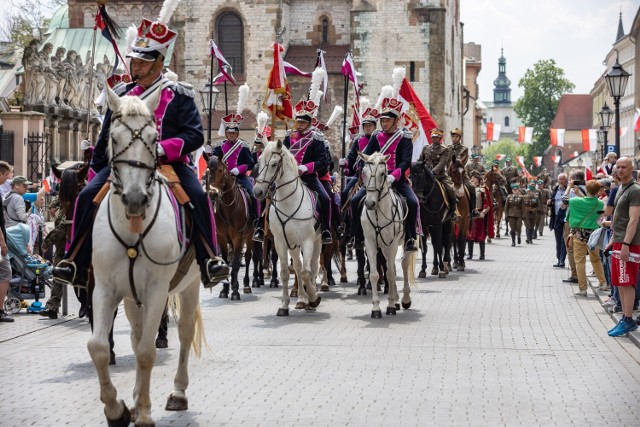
[208,155,261,300]
[449,159,471,272]
[410,161,451,279]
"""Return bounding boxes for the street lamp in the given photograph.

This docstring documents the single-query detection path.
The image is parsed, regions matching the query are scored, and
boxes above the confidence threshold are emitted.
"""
[597,127,606,166]
[604,55,631,157]
[598,102,613,164]
[199,82,220,146]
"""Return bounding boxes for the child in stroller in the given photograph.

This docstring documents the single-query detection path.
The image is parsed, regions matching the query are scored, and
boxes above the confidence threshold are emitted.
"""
[3,223,52,314]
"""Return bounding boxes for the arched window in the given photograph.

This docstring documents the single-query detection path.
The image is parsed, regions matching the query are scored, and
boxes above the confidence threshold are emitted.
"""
[504,116,510,127]
[217,13,244,74]
[321,19,329,44]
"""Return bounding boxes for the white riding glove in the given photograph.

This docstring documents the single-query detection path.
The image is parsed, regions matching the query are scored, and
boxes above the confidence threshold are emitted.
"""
[338,158,347,166]
[157,144,166,157]
[387,174,396,184]
[298,165,308,174]
[80,139,92,151]
[230,167,240,176]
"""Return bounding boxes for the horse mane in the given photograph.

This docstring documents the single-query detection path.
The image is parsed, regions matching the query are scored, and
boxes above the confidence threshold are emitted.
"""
[59,168,80,205]
[263,140,299,172]
[118,95,155,118]
[366,151,387,165]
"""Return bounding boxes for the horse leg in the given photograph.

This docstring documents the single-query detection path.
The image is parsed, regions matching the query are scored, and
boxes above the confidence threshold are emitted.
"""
[242,241,252,294]
[165,281,200,412]
[356,248,367,295]
[365,241,382,318]
[218,240,230,298]
[339,243,348,283]
[457,234,466,271]
[419,235,427,278]
[230,240,242,300]
[319,245,329,292]
[252,241,263,288]
[290,247,308,309]
[275,241,291,316]
[378,252,387,294]
[87,286,129,425]
[384,247,398,314]
[401,251,413,309]
[305,240,322,310]
[270,245,279,288]
[123,293,166,426]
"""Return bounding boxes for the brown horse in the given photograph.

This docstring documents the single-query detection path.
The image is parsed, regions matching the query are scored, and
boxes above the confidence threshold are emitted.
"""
[484,168,507,238]
[449,159,471,271]
[208,155,257,300]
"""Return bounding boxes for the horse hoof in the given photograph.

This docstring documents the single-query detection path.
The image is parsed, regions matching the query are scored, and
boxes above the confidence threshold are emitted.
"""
[276,308,289,317]
[106,401,131,427]
[320,284,329,292]
[230,292,241,301]
[243,287,252,294]
[165,394,188,411]
[431,268,438,276]
[402,301,411,309]
[295,302,306,309]
[218,291,228,299]
[357,287,367,296]
[340,277,348,283]
[290,290,298,298]
[386,307,397,315]
[438,272,447,279]
[270,280,279,288]
[304,304,316,311]
[366,281,372,290]
[457,266,464,272]
[371,310,382,319]
[328,278,336,287]
[395,303,400,310]
[418,271,426,278]
[308,295,321,308]
[452,262,458,269]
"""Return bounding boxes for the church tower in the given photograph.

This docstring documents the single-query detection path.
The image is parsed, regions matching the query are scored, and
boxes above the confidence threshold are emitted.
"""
[493,48,511,105]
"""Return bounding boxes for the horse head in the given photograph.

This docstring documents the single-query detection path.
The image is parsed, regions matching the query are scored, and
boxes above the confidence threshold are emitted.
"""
[105,84,161,217]
[410,161,435,198]
[254,139,294,200]
[448,159,465,185]
[359,152,391,211]
[207,151,232,188]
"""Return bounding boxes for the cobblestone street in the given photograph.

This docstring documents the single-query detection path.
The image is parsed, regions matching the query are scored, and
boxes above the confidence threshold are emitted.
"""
[1,226,640,426]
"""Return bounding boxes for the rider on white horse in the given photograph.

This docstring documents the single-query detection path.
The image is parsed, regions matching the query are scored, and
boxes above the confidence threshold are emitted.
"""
[52,15,229,289]
[283,100,333,244]
[350,97,419,252]
[212,113,263,241]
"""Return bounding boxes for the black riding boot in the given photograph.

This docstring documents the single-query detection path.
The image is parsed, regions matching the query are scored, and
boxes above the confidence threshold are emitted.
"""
[510,232,516,247]
[466,241,473,259]
[252,218,264,243]
[479,241,485,260]
[447,188,458,222]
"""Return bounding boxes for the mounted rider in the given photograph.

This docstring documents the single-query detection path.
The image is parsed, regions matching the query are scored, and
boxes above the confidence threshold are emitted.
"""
[449,128,479,217]
[465,153,486,177]
[283,100,332,244]
[351,97,418,252]
[212,113,262,241]
[312,116,342,233]
[52,14,229,289]
[501,157,519,192]
[418,128,457,222]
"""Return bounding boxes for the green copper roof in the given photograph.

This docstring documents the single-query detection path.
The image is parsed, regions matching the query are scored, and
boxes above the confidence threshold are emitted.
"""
[46,5,70,34]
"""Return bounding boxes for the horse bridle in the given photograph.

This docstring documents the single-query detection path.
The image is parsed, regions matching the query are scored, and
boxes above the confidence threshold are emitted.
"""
[109,112,158,195]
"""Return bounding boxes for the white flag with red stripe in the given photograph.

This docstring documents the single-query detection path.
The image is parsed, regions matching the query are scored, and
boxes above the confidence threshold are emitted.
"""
[634,108,640,132]
[340,52,360,102]
[496,153,506,161]
[551,155,560,164]
[209,40,236,85]
[283,61,312,78]
[581,129,597,152]
[518,126,533,143]
[533,156,543,167]
[550,128,565,147]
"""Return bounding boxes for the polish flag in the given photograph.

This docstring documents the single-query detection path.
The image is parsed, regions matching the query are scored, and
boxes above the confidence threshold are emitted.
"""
[533,156,543,167]
[515,156,532,178]
[619,127,628,138]
[581,129,597,151]
[495,153,506,161]
[550,128,565,147]
[340,52,360,102]
[41,178,51,193]
[486,123,501,141]
[398,78,439,160]
[634,108,640,132]
[518,126,533,143]
[283,61,312,78]
[209,40,236,85]
[194,147,208,181]
[551,155,560,164]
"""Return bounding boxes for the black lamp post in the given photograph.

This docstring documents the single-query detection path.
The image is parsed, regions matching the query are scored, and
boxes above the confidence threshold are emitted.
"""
[199,81,220,146]
[597,127,606,165]
[598,102,614,163]
[604,56,631,157]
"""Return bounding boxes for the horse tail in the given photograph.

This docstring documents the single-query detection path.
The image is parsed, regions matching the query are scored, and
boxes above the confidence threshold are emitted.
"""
[405,245,418,290]
[168,295,209,358]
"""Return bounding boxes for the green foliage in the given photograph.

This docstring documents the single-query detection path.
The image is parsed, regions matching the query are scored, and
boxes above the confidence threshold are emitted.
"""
[0,0,61,48]
[481,139,529,169]
[514,59,575,165]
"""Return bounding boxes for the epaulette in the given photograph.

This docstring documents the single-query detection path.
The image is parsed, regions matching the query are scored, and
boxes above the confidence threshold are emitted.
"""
[313,130,326,141]
[402,129,413,139]
[240,139,251,149]
[113,82,129,96]
[172,81,196,98]
[285,130,293,137]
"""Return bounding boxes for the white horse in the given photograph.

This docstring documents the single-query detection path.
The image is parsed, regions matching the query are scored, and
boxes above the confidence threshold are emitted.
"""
[253,139,322,316]
[87,85,204,426]
[359,152,416,318]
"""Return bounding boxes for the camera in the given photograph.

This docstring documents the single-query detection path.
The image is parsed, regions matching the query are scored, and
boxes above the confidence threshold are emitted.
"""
[573,180,580,185]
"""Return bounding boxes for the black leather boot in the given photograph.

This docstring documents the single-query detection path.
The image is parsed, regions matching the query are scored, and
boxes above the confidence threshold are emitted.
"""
[202,258,230,289]
[252,219,264,243]
[466,241,473,259]
[511,233,516,247]
[479,241,485,260]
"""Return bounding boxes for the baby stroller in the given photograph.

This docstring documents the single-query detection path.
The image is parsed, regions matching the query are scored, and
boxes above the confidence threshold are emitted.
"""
[3,223,52,314]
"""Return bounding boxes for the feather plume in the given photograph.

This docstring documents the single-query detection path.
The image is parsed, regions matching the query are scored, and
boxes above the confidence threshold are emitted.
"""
[391,67,406,98]
[308,67,326,104]
[358,97,370,116]
[158,0,181,25]
[236,83,250,115]
[374,85,393,110]
[325,106,344,128]
[124,24,137,57]
[164,68,178,82]
[257,111,269,135]
[311,91,323,110]
[98,5,123,40]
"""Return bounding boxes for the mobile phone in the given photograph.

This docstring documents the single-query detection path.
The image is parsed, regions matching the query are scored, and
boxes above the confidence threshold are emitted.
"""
[573,180,580,185]
[604,247,613,257]
[597,210,604,214]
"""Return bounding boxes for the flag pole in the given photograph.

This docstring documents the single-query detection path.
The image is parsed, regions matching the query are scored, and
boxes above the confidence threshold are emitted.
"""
[340,73,348,193]
[207,52,214,146]
[224,80,229,115]
[86,17,97,140]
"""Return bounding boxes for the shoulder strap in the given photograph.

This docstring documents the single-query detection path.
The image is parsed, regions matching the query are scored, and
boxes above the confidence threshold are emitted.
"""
[222,141,243,163]
[380,130,403,154]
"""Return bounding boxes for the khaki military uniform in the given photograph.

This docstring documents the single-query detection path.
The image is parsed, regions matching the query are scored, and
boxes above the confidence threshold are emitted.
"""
[537,187,551,234]
[465,161,486,178]
[538,172,551,188]
[450,143,469,167]
[43,199,67,312]
[504,191,524,245]
[419,143,456,217]
[522,191,542,243]
[502,165,519,186]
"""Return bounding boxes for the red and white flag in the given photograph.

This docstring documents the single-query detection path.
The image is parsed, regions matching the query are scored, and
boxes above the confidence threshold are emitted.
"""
[532,156,543,167]
[619,127,628,138]
[486,123,501,141]
[495,154,506,161]
[634,108,640,132]
[515,156,532,178]
[551,155,560,164]
[518,126,533,143]
[283,61,312,78]
[581,129,597,151]
[41,178,51,193]
[193,147,208,181]
[340,52,360,102]
[209,40,236,85]
[263,43,293,124]
[550,128,565,147]
[398,78,438,160]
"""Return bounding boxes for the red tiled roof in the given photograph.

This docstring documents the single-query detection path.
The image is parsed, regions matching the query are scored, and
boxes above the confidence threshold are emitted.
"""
[285,45,350,74]
[550,94,592,130]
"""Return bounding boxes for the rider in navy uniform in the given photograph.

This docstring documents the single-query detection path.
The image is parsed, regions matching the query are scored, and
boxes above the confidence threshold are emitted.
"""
[350,97,418,252]
[283,100,332,244]
[53,15,229,289]
[212,113,262,241]
[341,108,379,207]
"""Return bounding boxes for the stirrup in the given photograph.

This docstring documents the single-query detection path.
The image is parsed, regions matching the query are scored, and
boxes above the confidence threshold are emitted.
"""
[52,260,87,289]
[404,238,418,252]
[321,230,333,244]
[252,227,264,243]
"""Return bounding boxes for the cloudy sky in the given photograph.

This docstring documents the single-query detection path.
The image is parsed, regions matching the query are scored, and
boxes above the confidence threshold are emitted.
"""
[460,0,639,102]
